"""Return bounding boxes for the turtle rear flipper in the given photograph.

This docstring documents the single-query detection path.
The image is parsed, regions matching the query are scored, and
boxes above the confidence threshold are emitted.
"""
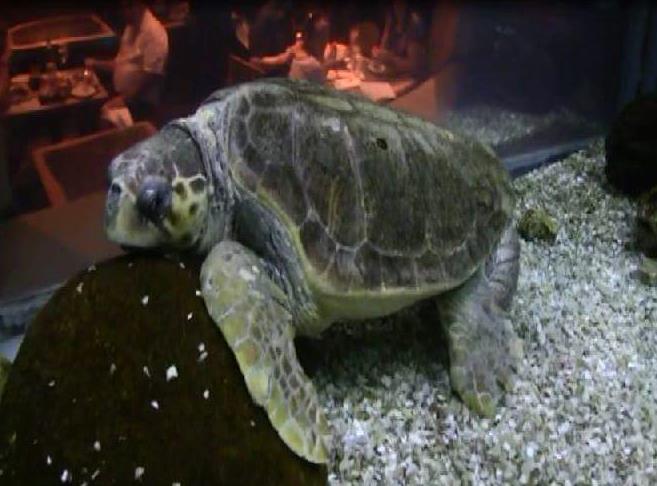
[436,225,522,416]
[201,241,330,464]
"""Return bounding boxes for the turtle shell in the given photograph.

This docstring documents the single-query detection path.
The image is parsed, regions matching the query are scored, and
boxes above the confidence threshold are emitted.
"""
[223,80,514,293]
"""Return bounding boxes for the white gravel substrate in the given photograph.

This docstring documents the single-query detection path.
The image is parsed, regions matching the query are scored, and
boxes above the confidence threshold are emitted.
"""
[314,139,657,485]
[441,105,599,147]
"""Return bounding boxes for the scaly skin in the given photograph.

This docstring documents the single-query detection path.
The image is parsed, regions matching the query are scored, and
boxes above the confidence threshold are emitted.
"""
[200,241,330,464]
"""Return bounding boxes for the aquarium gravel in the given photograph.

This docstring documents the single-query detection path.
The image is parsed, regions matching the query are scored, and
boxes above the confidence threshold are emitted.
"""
[441,105,598,147]
[315,140,657,485]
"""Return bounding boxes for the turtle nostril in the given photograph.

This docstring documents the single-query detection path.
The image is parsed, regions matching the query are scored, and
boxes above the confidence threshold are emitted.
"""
[137,177,172,222]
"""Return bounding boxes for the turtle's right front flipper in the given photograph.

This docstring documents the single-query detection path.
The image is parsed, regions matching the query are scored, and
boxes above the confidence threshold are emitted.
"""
[200,241,330,464]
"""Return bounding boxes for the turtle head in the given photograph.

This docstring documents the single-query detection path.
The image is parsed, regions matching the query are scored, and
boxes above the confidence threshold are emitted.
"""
[105,124,212,251]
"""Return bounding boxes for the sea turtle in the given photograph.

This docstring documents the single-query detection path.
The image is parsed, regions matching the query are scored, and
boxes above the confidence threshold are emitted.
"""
[104,79,522,464]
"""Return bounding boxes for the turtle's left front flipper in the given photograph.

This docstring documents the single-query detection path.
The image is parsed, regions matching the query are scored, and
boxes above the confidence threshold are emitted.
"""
[200,241,330,464]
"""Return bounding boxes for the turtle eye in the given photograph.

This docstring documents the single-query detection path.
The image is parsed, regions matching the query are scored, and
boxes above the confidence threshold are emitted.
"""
[137,177,172,222]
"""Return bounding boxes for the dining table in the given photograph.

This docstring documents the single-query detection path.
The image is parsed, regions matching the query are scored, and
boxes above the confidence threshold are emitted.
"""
[3,67,108,119]
[326,67,420,104]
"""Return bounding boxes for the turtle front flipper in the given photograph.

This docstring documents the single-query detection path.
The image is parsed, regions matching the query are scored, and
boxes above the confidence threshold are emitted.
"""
[200,241,330,464]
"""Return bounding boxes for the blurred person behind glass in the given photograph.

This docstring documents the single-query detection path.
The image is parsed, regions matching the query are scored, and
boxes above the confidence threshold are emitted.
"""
[373,0,428,77]
[0,23,11,216]
[85,0,169,123]
[250,11,331,84]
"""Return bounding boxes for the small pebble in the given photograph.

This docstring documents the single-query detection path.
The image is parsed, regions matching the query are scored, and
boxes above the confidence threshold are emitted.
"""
[46,455,52,465]
[198,343,205,353]
[48,380,56,387]
[141,295,149,306]
[198,351,208,363]
[76,282,84,294]
[91,470,100,480]
[60,469,70,482]
[93,441,101,452]
[135,467,145,481]
[87,264,96,272]
[250,420,256,427]
[195,290,202,297]
[109,363,117,375]
[166,365,179,381]
[187,312,193,321]
[203,389,210,400]
[143,366,151,378]
[151,400,159,410]
[179,262,186,269]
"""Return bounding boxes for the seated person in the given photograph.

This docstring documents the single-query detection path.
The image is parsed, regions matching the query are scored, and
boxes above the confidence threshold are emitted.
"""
[0,23,11,215]
[323,21,380,70]
[86,0,169,124]
[373,0,428,77]
[250,12,330,84]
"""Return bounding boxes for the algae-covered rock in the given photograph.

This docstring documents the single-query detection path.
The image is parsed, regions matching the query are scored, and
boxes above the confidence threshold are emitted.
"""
[0,356,10,401]
[0,254,327,485]
[635,186,657,258]
[636,256,657,286]
[518,208,558,244]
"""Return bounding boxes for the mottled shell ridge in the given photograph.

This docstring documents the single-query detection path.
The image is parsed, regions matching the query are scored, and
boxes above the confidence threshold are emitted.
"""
[222,79,514,294]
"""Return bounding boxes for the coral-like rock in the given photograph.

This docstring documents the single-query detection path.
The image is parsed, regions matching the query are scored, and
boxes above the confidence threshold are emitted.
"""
[518,208,558,244]
[0,254,327,485]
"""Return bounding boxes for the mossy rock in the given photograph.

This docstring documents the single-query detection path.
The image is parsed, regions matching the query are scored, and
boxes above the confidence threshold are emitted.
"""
[518,208,558,244]
[605,94,657,197]
[636,256,657,286]
[0,254,327,485]
[0,356,10,402]
[635,186,657,258]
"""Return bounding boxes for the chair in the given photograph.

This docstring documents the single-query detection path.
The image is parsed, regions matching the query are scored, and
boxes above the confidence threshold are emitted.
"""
[225,54,267,87]
[32,122,157,207]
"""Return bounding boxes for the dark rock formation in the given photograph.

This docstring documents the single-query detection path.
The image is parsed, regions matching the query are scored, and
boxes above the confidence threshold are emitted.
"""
[605,95,657,197]
[636,186,657,258]
[0,254,327,485]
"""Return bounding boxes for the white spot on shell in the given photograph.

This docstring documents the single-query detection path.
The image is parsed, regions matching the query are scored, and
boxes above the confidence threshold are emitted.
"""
[141,295,149,306]
[76,282,84,294]
[151,400,159,410]
[135,467,145,480]
[325,117,341,132]
[238,268,255,282]
[166,365,179,381]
